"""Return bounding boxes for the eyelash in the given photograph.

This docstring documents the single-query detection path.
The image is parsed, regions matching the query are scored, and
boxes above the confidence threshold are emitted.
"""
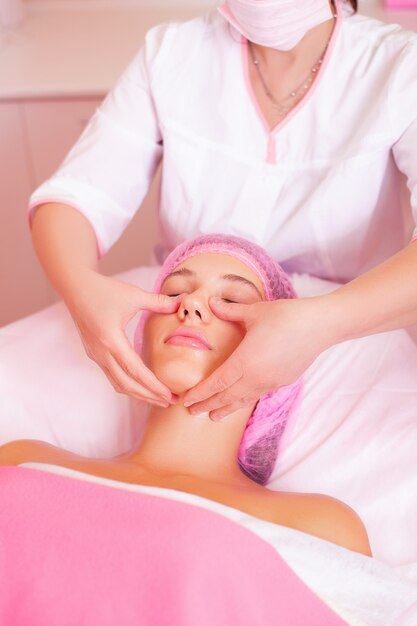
[167,293,236,304]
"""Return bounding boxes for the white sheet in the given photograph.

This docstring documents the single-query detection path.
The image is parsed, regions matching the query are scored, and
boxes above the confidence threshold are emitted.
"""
[17,462,417,626]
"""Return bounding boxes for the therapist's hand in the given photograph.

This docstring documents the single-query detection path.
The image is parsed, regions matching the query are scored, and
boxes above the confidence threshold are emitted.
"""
[65,270,181,407]
[183,296,336,420]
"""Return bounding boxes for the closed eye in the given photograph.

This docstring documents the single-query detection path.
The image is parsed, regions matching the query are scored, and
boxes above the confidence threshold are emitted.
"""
[166,292,236,303]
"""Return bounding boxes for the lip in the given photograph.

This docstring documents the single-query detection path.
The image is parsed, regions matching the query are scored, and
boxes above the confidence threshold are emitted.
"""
[165,327,212,351]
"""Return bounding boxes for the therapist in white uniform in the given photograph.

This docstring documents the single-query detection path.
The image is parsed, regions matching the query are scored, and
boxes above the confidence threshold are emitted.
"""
[28,0,417,420]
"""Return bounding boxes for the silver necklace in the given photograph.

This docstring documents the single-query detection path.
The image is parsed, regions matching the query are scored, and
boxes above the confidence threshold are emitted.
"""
[248,38,331,119]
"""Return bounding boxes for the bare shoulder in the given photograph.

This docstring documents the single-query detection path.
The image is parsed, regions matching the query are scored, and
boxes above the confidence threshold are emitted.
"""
[0,439,81,467]
[273,491,373,558]
[305,494,372,557]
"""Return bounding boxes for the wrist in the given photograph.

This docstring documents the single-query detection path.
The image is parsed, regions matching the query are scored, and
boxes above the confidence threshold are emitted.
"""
[60,267,101,311]
[303,292,347,349]
[316,287,366,344]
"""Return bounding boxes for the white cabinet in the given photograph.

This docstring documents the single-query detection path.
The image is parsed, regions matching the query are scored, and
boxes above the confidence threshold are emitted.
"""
[0,97,160,327]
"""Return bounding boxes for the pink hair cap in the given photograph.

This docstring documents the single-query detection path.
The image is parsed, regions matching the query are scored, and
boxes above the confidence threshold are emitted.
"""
[133,234,303,485]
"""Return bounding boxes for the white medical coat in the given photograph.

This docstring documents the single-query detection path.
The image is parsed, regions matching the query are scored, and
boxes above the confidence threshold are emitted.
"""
[28,4,417,283]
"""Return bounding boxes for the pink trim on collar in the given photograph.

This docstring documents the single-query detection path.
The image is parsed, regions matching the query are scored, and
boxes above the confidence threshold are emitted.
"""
[240,0,344,164]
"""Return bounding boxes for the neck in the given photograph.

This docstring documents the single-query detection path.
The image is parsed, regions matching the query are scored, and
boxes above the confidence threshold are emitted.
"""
[126,399,255,485]
[250,12,336,72]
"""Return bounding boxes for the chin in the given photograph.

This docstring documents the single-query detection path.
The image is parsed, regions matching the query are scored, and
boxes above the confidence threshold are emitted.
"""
[151,356,212,395]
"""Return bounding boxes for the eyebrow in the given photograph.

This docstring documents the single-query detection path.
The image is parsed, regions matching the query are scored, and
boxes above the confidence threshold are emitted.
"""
[163,268,263,299]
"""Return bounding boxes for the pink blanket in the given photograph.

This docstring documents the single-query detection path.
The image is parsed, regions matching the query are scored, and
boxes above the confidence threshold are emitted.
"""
[0,467,347,625]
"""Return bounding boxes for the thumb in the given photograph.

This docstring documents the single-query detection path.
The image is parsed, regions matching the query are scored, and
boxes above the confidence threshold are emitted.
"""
[138,290,182,314]
[209,298,252,323]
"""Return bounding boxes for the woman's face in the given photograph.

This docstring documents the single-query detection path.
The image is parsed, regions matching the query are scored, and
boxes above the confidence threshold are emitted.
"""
[142,252,265,394]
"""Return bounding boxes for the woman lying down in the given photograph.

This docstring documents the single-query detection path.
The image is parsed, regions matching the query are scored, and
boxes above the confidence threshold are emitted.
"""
[1,235,416,625]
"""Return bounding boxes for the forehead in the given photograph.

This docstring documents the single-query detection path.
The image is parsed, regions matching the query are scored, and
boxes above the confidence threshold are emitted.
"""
[164,252,264,295]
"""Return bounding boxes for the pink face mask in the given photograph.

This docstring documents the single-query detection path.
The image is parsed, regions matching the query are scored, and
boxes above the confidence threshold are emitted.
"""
[218,0,335,51]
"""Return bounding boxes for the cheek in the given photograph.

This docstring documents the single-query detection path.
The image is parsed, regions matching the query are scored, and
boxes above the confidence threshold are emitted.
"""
[141,315,166,367]
[214,322,245,364]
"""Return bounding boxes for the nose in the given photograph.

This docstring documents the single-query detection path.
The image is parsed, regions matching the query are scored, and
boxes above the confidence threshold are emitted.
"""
[178,291,209,323]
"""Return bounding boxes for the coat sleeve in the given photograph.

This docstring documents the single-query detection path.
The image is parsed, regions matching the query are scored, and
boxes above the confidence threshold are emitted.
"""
[390,40,417,243]
[27,22,176,258]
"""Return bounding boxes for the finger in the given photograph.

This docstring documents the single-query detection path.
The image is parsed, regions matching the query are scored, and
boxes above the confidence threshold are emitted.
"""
[101,362,170,407]
[186,373,253,416]
[112,333,173,401]
[139,291,183,314]
[105,362,170,406]
[183,355,244,407]
[188,383,257,416]
[188,373,262,415]
[209,399,249,422]
[209,298,252,323]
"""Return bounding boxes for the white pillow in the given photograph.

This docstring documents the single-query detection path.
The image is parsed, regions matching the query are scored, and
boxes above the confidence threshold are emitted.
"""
[0,265,158,457]
[268,273,417,568]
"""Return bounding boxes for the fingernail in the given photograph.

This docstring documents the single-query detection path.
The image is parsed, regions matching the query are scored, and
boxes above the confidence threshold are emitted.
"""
[183,400,192,408]
[154,400,170,408]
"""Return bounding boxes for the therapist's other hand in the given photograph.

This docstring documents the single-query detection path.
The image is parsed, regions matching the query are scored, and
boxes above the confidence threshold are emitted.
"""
[183,296,335,420]
[65,270,181,407]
